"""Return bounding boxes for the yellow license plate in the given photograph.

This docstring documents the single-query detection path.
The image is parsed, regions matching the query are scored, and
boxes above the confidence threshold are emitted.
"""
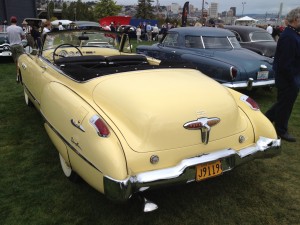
[196,160,222,181]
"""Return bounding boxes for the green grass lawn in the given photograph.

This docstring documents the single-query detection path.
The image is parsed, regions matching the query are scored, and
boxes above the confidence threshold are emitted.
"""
[1,60,300,225]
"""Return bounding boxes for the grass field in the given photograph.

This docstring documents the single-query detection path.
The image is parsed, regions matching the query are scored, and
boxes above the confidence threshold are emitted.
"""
[0,58,300,225]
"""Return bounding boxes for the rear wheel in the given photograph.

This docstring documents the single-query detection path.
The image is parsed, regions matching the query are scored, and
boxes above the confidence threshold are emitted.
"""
[59,153,78,182]
[24,88,33,107]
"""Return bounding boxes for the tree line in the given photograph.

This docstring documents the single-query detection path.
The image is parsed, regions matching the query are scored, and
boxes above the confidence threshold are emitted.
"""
[47,0,156,22]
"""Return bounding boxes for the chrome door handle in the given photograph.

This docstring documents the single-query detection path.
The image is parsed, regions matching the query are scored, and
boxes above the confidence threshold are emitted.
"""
[71,119,85,132]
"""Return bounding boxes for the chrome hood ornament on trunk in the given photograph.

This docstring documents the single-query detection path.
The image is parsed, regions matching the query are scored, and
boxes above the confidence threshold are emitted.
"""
[183,117,221,144]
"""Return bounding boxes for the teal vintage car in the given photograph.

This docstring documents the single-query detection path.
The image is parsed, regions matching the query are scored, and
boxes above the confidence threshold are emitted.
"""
[136,27,275,90]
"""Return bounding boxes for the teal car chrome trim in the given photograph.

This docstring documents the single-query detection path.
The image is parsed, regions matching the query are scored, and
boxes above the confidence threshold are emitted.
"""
[222,79,275,89]
[104,136,281,202]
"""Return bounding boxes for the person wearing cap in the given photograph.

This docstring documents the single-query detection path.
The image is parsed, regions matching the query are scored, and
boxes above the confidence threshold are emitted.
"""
[7,16,25,82]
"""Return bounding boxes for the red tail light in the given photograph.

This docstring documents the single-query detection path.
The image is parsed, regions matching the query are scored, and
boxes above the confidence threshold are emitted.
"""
[230,66,237,80]
[240,95,260,111]
[90,115,110,137]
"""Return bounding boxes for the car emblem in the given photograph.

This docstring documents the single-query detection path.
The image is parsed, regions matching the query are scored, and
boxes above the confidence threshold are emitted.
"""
[183,117,220,144]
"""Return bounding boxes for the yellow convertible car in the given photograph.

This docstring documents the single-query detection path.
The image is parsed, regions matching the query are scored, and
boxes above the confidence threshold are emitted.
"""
[18,29,280,212]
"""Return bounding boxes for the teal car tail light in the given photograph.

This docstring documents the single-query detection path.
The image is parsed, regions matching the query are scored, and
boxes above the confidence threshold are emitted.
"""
[90,115,110,137]
[230,66,237,80]
[240,95,260,111]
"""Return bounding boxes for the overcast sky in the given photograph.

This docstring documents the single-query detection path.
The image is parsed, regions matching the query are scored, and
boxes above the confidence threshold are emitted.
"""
[109,0,298,15]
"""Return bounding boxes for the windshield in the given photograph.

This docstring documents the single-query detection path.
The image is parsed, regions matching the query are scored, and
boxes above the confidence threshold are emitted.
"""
[43,30,117,50]
[0,25,7,32]
[202,36,241,49]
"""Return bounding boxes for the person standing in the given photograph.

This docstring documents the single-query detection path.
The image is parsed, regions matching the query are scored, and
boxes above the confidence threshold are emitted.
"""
[109,22,116,32]
[58,22,64,30]
[31,25,42,50]
[266,24,273,34]
[146,22,152,41]
[7,16,25,82]
[265,7,300,142]
[152,24,159,41]
[136,25,142,43]
[42,20,52,35]
[22,20,34,49]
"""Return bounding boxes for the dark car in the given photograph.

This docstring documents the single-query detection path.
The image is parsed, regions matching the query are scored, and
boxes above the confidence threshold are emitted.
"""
[74,21,101,30]
[224,25,277,58]
[136,27,275,90]
[0,25,11,57]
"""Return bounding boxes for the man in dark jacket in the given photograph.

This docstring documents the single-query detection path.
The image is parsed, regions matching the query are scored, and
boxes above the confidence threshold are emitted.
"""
[265,7,300,142]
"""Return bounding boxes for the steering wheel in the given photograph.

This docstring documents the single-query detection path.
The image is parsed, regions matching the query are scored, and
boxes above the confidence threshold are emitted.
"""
[52,43,83,63]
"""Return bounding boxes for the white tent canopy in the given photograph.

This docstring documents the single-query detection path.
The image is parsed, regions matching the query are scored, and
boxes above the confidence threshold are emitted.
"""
[235,16,258,26]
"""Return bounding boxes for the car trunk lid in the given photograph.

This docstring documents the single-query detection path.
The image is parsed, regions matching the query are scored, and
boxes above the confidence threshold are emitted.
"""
[93,69,248,153]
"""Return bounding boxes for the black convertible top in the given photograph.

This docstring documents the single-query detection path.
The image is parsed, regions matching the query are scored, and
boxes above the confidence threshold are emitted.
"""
[56,54,197,82]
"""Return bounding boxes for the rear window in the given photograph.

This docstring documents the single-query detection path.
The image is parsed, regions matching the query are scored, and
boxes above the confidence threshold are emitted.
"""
[250,31,274,41]
[203,36,233,49]
[185,35,203,48]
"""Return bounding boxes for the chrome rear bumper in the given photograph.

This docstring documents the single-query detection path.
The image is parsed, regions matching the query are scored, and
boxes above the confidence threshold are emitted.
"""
[222,78,275,89]
[104,136,281,202]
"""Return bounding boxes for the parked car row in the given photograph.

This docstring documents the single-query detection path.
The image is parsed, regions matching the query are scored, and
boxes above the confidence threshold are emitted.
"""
[18,28,280,211]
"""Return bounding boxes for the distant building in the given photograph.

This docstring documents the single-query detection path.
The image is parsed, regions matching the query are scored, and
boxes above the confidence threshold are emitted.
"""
[209,2,218,18]
[230,7,236,17]
[168,3,180,14]
[0,0,37,25]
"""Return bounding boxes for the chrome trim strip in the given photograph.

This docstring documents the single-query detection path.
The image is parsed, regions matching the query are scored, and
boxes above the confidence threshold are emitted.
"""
[104,136,280,201]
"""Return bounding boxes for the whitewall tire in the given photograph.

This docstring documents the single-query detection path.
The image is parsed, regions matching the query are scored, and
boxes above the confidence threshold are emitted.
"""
[24,88,33,107]
[59,153,78,182]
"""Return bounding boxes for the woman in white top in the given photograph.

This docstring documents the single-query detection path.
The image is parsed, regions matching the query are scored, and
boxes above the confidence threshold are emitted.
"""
[136,26,142,43]
[42,21,52,34]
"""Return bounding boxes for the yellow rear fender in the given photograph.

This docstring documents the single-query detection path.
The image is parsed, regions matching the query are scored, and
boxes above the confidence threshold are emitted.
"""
[40,82,128,181]
[228,88,277,140]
